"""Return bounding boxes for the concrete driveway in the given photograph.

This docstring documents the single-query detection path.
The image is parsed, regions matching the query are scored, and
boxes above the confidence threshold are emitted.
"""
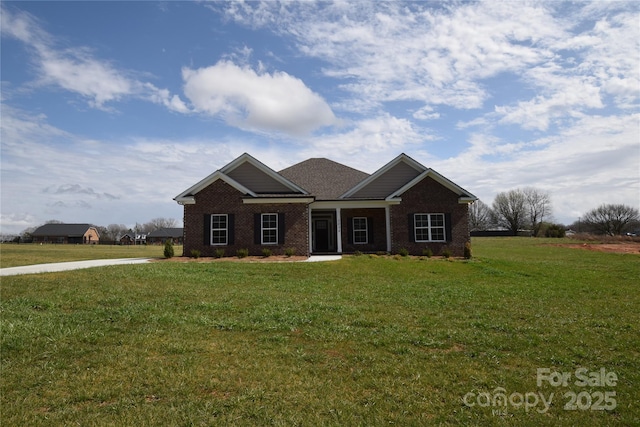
[0,258,152,277]
[0,254,343,277]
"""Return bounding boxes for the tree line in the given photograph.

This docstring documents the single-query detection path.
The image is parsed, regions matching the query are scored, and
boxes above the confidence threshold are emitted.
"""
[470,188,639,237]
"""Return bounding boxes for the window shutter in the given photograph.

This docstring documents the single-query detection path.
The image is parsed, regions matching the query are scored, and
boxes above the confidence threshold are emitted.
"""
[278,213,285,244]
[408,213,416,243]
[203,214,211,246]
[254,213,261,245]
[445,213,452,242]
[367,217,374,244]
[347,217,353,244]
[228,214,235,245]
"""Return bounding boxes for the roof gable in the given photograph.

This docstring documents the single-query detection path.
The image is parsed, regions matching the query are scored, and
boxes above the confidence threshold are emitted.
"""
[226,160,295,194]
[341,154,425,199]
[221,153,307,194]
[388,168,478,202]
[174,153,307,204]
[279,158,369,200]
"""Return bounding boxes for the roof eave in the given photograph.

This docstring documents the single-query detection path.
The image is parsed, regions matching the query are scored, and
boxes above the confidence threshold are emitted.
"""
[174,171,257,204]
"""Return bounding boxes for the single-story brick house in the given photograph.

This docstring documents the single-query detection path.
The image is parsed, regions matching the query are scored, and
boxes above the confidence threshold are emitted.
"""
[120,232,147,245]
[146,228,184,245]
[174,153,477,257]
[31,223,100,244]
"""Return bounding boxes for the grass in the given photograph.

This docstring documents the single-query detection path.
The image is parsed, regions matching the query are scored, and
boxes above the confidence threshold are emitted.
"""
[0,244,173,268]
[1,238,638,426]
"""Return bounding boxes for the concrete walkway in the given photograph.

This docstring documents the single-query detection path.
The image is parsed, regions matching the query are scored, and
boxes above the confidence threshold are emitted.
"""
[0,255,342,276]
[304,255,343,262]
[0,258,152,277]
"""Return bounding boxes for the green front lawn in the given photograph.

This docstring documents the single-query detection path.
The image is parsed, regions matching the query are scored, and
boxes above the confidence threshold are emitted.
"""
[1,238,638,425]
[0,244,171,268]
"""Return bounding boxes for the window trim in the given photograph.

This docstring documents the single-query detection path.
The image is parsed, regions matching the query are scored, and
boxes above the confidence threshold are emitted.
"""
[414,213,446,242]
[210,214,228,246]
[352,217,368,244]
[261,213,278,245]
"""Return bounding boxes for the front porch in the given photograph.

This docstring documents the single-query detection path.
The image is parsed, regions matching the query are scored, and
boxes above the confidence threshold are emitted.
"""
[308,201,396,255]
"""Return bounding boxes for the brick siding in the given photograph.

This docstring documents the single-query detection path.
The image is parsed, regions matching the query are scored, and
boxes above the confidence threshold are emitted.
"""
[183,180,309,257]
[340,208,388,253]
[182,176,470,258]
[390,176,470,257]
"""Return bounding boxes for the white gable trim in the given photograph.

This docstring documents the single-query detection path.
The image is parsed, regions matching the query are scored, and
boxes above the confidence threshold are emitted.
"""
[340,153,426,198]
[174,170,256,204]
[387,169,478,202]
[222,153,309,195]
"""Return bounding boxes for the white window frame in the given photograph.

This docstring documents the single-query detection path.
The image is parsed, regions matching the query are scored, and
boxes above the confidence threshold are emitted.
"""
[352,217,368,244]
[261,213,278,245]
[211,214,228,245]
[414,213,446,242]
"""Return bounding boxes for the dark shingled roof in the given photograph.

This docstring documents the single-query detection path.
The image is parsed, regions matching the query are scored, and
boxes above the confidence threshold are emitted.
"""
[147,228,184,238]
[31,223,96,237]
[279,158,370,200]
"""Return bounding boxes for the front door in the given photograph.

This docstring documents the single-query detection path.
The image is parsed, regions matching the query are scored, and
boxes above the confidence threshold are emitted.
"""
[315,219,329,252]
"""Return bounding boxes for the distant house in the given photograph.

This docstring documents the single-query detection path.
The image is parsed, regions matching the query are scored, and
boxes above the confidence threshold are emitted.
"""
[120,232,147,245]
[31,223,100,244]
[174,153,477,257]
[146,228,184,245]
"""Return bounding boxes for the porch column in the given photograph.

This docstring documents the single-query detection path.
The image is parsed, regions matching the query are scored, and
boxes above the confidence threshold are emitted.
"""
[336,207,342,253]
[385,205,391,253]
[308,207,313,255]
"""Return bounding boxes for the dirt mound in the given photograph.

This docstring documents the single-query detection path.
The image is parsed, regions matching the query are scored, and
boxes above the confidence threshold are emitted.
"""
[552,242,640,254]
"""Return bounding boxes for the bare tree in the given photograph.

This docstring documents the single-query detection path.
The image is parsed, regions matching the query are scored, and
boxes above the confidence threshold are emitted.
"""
[523,187,552,237]
[491,189,528,235]
[144,217,178,232]
[582,204,639,236]
[469,199,492,231]
[103,224,128,241]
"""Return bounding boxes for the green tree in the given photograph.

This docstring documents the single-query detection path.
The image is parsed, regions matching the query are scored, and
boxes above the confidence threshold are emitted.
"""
[163,239,174,258]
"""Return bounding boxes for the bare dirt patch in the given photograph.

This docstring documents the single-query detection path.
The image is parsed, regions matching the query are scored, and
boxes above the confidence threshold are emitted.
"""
[550,242,640,254]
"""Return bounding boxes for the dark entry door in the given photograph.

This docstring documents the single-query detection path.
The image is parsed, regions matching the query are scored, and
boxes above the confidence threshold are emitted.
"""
[315,219,329,252]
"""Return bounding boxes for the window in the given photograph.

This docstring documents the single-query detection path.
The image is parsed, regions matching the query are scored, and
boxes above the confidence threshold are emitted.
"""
[414,213,446,242]
[353,217,368,244]
[261,213,278,245]
[211,214,228,245]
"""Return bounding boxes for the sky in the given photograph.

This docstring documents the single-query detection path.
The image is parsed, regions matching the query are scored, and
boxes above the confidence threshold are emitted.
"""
[1,1,639,236]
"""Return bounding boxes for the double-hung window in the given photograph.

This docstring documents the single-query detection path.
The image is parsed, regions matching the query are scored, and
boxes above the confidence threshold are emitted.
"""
[211,214,228,245]
[414,213,445,242]
[261,213,278,245]
[352,217,368,244]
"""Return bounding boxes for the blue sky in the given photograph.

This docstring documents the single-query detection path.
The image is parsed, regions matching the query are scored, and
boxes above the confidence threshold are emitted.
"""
[1,1,638,235]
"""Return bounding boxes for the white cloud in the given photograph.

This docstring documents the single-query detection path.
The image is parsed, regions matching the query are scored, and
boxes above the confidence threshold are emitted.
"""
[298,113,430,170]
[181,60,338,135]
[0,213,38,236]
[434,113,640,224]
[223,1,638,137]
[0,5,187,111]
[222,1,560,113]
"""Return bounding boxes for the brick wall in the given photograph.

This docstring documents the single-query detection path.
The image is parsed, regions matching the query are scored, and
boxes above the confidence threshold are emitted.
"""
[340,208,387,253]
[183,180,310,257]
[390,176,470,257]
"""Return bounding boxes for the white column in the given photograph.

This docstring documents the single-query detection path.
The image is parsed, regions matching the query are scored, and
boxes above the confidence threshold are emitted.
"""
[336,207,342,253]
[385,205,392,253]
[308,206,313,255]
